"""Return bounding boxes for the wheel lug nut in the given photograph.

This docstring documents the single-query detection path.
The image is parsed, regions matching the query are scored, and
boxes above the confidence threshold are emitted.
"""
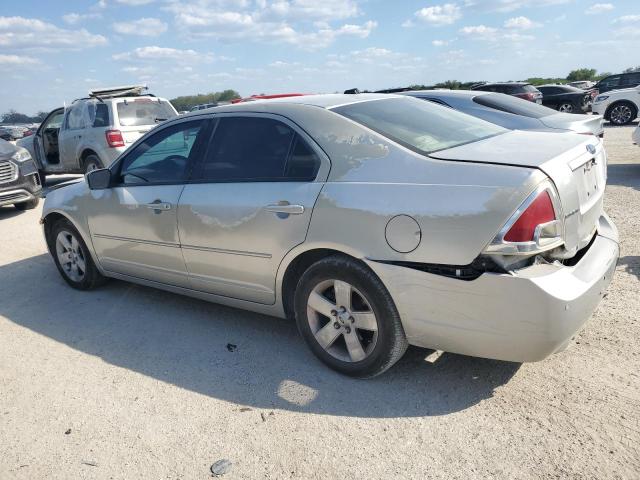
[349,316,354,323]
[345,327,351,334]
[333,322,340,329]
[331,310,337,316]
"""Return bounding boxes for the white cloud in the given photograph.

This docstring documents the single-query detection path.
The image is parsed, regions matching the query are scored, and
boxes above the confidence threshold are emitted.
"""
[112,17,168,36]
[165,0,373,49]
[504,16,540,29]
[0,54,40,66]
[432,39,449,46]
[112,46,213,63]
[613,15,640,24]
[116,0,155,5]
[0,16,107,50]
[585,3,614,15]
[459,25,498,39]
[62,12,102,24]
[404,3,461,27]
[466,0,571,13]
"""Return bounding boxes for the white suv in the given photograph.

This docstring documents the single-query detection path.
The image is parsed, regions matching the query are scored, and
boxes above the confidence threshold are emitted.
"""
[591,85,640,126]
[18,85,177,179]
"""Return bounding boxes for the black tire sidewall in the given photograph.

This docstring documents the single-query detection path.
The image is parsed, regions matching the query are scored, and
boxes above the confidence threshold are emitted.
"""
[49,219,102,290]
[294,256,406,377]
[84,155,102,173]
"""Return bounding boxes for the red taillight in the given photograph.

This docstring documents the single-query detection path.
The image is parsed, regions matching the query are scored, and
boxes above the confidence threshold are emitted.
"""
[504,191,556,242]
[105,129,125,148]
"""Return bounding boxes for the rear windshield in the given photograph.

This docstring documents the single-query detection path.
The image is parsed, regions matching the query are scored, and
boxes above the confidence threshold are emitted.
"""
[473,93,555,119]
[116,99,176,127]
[333,97,505,154]
[522,84,539,93]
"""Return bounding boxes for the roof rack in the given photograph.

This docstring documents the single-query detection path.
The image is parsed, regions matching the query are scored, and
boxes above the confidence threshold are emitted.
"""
[88,85,148,99]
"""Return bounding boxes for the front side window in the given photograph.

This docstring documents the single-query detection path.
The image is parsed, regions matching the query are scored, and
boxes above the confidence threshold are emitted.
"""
[196,116,320,182]
[333,97,505,154]
[43,111,64,130]
[116,99,176,127]
[599,76,620,88]
[118,120,204,185]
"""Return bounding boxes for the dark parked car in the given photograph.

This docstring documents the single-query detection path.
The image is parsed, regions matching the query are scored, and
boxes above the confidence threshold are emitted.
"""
[0,139,41,210]
[471,82,543,103]
[397,90,604,137]
[536,85,591,113]
[594,72,640,94]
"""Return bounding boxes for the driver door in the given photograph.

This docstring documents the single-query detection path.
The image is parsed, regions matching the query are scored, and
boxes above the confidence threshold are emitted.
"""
[88,118,209,287]
[33,108,65,172]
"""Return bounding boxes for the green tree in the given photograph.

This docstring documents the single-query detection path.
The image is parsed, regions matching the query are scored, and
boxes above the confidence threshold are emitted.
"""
[169,89,241,111]
[566,68,598,82]
[623,66,640,73]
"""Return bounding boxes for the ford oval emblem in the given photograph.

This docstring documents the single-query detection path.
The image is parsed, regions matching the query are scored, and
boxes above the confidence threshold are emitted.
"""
[586,144,596,155]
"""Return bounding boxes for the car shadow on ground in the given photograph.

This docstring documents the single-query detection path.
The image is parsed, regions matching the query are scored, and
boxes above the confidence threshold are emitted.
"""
[618,256,640,280]
[0,254,521,418]
[607,163,640,191]
[0,205,27,219]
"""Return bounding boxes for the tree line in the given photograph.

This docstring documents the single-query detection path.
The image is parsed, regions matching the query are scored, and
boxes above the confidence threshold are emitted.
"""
[3,66,639,124]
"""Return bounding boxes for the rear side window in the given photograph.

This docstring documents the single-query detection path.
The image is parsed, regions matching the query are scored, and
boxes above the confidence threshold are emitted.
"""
[196,116,320,182]
[333,97,505,154]
[93,104,110,127]
[116,99,176,127]
[473,93,554,119]
[65,103,85,130]
[621,73,640,86]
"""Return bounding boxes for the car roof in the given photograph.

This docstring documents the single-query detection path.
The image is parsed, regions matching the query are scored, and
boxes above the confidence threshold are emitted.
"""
[180,93,397,117]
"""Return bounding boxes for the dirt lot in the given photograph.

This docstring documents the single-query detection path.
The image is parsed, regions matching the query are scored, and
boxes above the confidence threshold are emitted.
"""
[1,124,638,480]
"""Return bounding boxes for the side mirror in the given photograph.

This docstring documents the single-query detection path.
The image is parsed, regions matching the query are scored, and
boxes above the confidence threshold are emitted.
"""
[87,168,112,190]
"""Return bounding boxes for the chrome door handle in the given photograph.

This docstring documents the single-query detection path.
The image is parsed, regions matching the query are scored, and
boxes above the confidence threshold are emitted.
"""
[144,201,172,211]
[265,203,305,215]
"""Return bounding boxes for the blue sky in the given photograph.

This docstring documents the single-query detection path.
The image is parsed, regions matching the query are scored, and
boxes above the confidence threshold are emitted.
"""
[1,0,638,114]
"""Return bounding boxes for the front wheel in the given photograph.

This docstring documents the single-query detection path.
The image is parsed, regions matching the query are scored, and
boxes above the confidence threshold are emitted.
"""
[294,255,408,378]
[608,102,637,126]
[48,218,106,290]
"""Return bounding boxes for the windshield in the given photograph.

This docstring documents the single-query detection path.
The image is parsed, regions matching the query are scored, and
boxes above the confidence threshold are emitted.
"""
[473,93,556,119]
[332,97,505,154]
[116,99,176,127]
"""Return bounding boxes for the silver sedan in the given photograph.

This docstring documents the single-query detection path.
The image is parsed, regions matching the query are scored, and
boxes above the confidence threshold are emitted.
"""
[41,94,619,377]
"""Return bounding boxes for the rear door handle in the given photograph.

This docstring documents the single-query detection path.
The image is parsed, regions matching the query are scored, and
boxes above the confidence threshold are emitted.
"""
[144,200,172,211]
[265,203,304,215]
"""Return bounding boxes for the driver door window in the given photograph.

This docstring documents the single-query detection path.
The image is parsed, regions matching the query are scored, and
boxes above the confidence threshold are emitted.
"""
[118,120,204,185]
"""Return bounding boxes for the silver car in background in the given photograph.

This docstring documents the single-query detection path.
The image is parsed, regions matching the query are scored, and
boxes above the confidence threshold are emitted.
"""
[398,90,604,137]
[41,94,618,378]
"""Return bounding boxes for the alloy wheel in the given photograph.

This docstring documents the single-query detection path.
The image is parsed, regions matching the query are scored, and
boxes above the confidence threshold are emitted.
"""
[610,105,633,125]
[55,230,86,282]
[559,103,573,113]
[306,279,379,362]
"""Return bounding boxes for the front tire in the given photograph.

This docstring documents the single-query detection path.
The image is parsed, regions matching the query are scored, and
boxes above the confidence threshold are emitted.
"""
[607,101,637,126]
[47,218,106,290]
[14,198,39,210]
[294,255,408,378]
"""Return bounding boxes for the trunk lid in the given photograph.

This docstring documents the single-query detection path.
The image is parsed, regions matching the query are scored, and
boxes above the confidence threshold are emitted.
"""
[430,130,606,254]
[540,112,604,137]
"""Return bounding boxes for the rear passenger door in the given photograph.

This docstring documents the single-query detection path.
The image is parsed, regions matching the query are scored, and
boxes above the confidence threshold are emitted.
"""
[58,102,86,171]
[177,113,330,304]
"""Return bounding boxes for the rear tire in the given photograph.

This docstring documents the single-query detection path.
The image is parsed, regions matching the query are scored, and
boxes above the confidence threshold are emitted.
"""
[14,198,39,210]
[83,154,102,174]
[294,255,408,378]
[47,218,107,290]
[558,102,574,113]
[607,101,637,126]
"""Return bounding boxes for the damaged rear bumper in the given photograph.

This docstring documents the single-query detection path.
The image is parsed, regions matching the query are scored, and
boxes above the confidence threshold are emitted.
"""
[366,214,619,363]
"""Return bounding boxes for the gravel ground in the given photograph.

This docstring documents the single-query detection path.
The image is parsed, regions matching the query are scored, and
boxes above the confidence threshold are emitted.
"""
[0,124,638,480]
